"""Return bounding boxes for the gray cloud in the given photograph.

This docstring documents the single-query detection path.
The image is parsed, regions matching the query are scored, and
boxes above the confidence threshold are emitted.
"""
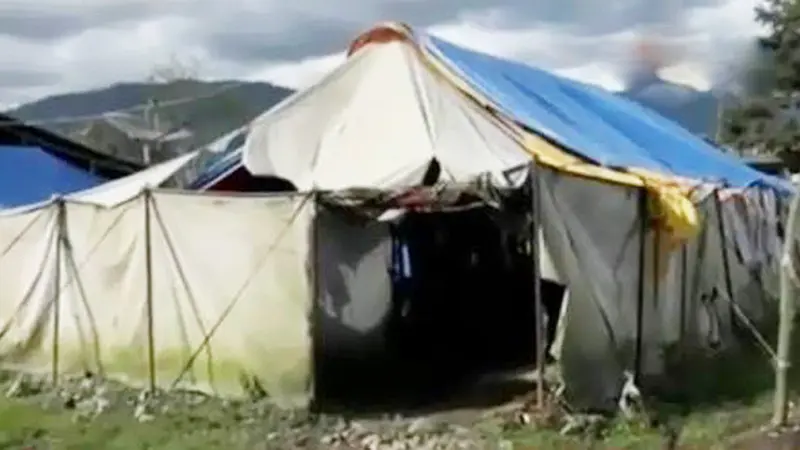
[0,68,60,88]
[198,0,727,63]
[0,11,87,41]
[0,0,757,107]
[0,0,737,63]
[0,3,188,41]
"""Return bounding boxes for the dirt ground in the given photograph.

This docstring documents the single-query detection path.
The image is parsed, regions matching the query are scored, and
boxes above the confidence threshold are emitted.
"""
[727,427,800,450]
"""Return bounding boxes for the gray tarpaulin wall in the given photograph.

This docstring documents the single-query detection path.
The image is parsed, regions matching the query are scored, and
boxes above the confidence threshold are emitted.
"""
[537,166,785,410]
[313,206,393,365]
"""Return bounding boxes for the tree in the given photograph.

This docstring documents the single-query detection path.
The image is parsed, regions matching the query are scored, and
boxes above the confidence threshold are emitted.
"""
[721,0,800,160]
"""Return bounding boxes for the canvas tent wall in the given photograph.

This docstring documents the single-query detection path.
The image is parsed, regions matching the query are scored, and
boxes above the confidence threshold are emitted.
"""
[536,167,786,409]
[0,145,104,208]
[0,177,785,412]
[0,188,315,407]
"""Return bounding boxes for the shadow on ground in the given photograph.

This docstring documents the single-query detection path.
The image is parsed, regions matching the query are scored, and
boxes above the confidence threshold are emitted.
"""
[313,354,538,419]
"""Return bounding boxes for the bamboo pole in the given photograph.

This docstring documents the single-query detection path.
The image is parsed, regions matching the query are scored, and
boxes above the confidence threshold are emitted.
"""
[51,199,65,385]
[144,189,156,392]
[634,188,648,381]
[772,193,800,427]
[530,161,545,408]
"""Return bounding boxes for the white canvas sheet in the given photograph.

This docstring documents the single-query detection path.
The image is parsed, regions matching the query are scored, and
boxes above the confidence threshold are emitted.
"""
[0,190,314,406]
[0,205,59,374]
[68,152,200,207]
[243,41,530,191]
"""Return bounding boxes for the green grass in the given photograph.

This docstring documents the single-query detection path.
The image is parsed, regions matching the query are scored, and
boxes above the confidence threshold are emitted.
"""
[0,321,798,449]
[0,396,259,450]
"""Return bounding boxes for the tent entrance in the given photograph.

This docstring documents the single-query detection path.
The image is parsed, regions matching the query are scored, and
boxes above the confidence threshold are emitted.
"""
[388,209,536,383]
[313,201,559,411]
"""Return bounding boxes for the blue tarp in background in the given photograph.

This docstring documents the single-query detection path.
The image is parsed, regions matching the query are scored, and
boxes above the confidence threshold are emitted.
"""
[189,128,246,189]
[425,35,792,193]
[190,149,241,189]
[0,146,104,208]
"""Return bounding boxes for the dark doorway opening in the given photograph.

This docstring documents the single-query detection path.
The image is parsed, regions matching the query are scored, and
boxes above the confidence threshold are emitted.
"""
[313,203,565,414]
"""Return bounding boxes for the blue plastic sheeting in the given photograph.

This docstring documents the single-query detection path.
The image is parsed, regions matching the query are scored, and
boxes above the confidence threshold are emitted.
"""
[190,149,241,189]
[425,35,791,193]
[189,128,247,189]
[0,146,104,208]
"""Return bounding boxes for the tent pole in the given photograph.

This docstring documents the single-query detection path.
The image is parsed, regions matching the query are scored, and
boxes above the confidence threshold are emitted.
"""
[712,190,737,333]
[530,160,545,408]
[51,198,65,385]
[677,241,688,397]
[634,188,648,382]
[144,189,156,392]
[772,192,800,427]
[309,193,321,410]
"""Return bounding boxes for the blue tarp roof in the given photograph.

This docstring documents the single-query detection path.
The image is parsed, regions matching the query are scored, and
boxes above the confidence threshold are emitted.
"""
[0,146,104,208]
[424,35,792,193]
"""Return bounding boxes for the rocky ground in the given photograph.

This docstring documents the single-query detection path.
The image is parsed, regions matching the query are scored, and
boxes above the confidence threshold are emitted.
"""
[0,369,795,449]
[0,370,513,449]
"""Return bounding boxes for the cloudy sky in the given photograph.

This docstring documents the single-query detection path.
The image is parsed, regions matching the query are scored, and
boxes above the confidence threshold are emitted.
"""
[0,0,764,108]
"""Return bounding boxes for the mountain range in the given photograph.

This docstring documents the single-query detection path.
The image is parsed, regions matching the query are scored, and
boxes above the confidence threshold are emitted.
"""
[8,80,294,154]
[4,72,721,162]
[620,70,720,138]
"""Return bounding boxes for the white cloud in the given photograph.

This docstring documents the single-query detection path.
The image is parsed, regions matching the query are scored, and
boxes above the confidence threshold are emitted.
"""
[245,53,346,89]
[0,0,767,109]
